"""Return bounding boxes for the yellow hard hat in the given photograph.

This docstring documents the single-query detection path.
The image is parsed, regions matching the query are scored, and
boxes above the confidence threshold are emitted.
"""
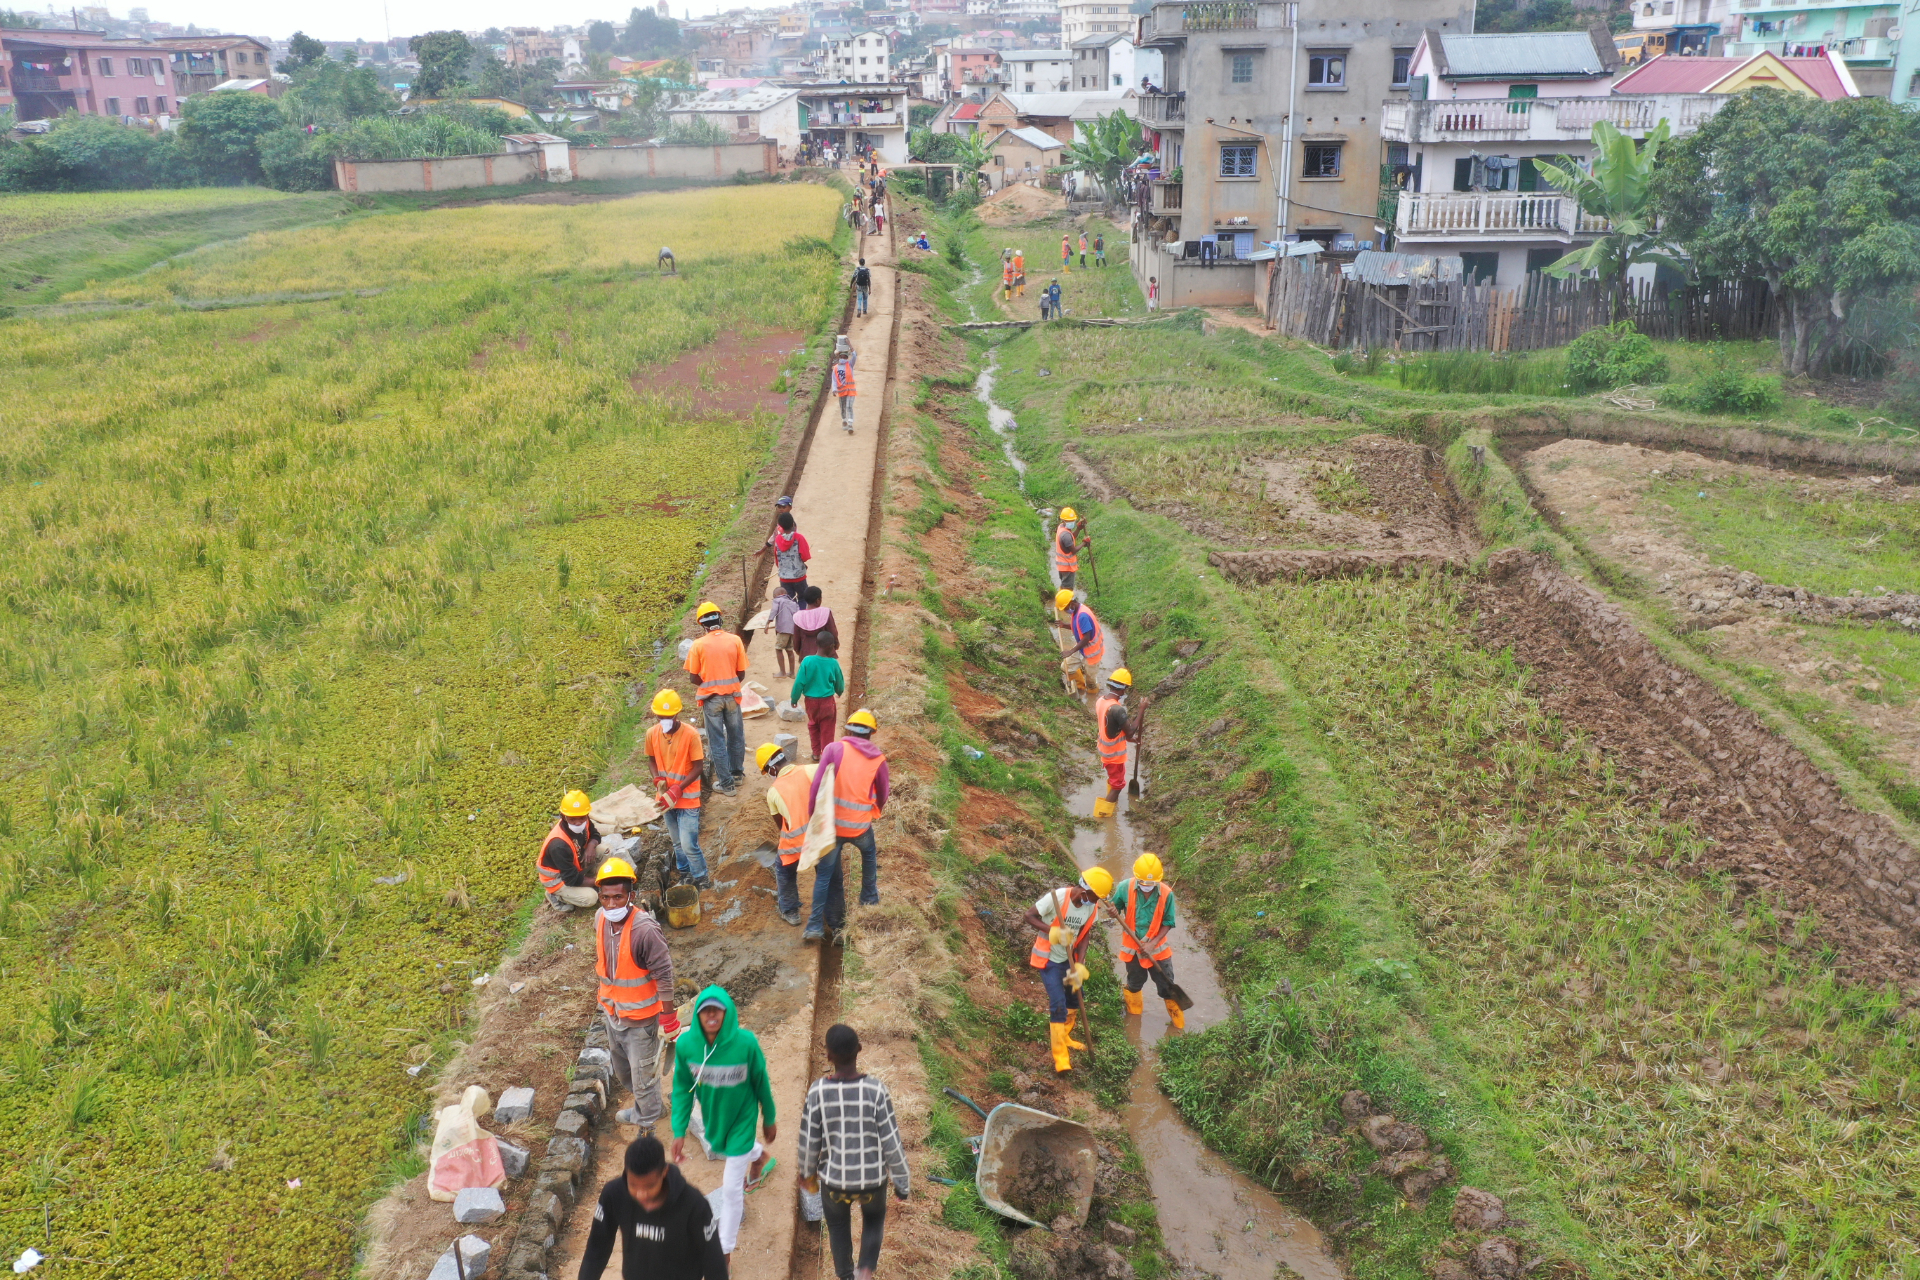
[1058,507,1078,522]
[1080,866,1115,897]
[755,742,786,773]
[650,688,683,717]
[595,856,638,884]
[696,601,723,623]
[1054,588,1076,611]
[1133,853,1164,881]
[846,708,878,734]
[1108,668,1133,688]
[560,789,592,818]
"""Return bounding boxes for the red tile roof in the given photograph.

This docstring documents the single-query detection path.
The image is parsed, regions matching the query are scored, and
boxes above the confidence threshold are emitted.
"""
[1612,51,1852,100]
[952,101,981,119]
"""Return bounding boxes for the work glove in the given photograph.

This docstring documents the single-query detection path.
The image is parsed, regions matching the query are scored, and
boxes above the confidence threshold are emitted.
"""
[659,1006,681,1037]
[1048,926,1068,947]
[1066,962,1089,990]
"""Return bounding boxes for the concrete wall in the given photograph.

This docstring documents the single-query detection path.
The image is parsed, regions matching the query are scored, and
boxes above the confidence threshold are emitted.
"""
[572,140,778,180]
[333,140,776,194]
[334,150,541,193]
[1129,235,1259,307]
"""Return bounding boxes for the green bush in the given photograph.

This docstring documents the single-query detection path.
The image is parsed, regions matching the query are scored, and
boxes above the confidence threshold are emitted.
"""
[1663,366,1783,415]
[257,127,334,191]
[1564,321,1669,391]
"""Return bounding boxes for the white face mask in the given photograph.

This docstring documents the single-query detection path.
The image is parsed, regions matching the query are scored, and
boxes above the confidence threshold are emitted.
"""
[659,717,677,733]
[567,818,588,833]
[603,904,630,923]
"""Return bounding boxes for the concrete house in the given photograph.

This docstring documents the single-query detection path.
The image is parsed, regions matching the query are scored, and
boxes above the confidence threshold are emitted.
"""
[987,122,1067,186]
[1133,0,1471,307]
[826,30,892,82]
[670,84,806,149]
[796,82,910,161]
[1002,48,1072,92]
[0,28,177,121]
[1071,33,1159,92]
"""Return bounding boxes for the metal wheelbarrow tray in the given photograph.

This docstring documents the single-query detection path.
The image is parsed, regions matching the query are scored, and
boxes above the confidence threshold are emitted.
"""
[943,1088,1097,1229]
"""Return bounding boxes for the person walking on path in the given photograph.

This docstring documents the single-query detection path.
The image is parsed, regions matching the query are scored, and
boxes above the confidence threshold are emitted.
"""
[645,690,713,886]
[1052,506,1087,593]
[537,788,602,911]
[804,709,889,942]
[1093,232,1105,267]
[1091,667,1139,820]
[758,743,816,926]
[1147,276,1159,310]
[1055,589,1104,695]
[1021,867,1114,1073]
[671,987,778,1258]
[1111,853,1183,1028]
[768,511,811,604]
[1078,231,1088,267]
[1002,257,1015,303]
[797,1024,911,1280]
[792,586,837,660]
[1046,278,1062,319]
[684,603,749,796]
[1061,233,1073,273]
[593,856,681,1129]
[1013,249,1026,297]
[579,1137,729,1280]
[768,589,801,680]
[793,630,846,761]
[832,338,857,433]
[853,259,872,317]
[873,203,885,236]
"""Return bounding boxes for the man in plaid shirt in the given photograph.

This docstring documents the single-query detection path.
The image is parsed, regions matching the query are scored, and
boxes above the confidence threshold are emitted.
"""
[797,1024,910,1280]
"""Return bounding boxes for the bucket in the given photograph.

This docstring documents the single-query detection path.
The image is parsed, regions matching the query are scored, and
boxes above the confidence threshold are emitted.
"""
[665,884,702,929]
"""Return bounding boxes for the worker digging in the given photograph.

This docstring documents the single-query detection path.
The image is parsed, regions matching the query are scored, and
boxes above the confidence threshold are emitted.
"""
[1091,668,1141,820]
[1112,854,1183,1029]
[1023,867,1116,1074]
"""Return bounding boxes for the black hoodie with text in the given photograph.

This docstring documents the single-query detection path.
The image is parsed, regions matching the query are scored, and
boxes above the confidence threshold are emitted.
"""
[578,1163,728,1280]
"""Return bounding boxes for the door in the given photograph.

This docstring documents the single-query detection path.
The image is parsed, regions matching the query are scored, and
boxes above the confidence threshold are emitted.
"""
[1506,83,1537,116]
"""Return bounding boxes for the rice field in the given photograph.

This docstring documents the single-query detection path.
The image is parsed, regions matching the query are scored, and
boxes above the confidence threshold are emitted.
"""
[0,187,300,245]
[0,183,843,1277]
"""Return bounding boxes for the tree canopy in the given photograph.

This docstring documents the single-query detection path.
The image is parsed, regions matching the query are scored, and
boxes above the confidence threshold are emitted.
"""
[408,30,476,98]
[1061,110,1145,201]
[280,56,396,129]
[621,8,683,57]
[587,20,617,52]
[1536,119,1682,318]
[278,30,327,73]
[176,91,284,184]
[1655,91,1920,377]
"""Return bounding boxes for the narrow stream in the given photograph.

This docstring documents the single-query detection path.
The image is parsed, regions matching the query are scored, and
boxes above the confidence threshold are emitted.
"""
[967,355,1341,1280]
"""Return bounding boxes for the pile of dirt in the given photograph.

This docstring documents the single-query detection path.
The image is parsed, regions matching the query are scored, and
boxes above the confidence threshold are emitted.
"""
[1005,1141,1086,1223]
[980,182,1067,225]
[1339,1090,1452,1206]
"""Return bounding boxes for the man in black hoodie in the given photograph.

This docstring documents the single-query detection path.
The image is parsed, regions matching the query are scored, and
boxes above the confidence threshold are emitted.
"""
[580,1136,729,1280]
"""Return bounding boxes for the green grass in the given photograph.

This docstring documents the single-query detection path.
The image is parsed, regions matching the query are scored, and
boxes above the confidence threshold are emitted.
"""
[964,213,1142,322]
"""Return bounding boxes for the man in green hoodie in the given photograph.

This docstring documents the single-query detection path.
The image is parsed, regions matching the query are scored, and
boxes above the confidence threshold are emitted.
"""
[670,986,778,1257]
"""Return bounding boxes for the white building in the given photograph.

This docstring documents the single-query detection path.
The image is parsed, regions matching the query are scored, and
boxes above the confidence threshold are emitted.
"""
[1059,0,1134,45]
[669,84,806,149]
[797,82,911,162]
[1070,32,1157,92]
[826,30,892,82]
[1002,47,1071,92]
[997,0,1063,21]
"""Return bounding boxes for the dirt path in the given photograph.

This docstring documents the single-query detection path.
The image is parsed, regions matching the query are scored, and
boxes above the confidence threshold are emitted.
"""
[545,170,901,1280]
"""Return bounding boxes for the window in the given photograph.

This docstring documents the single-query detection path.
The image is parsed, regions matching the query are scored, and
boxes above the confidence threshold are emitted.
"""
[1461,252,1498,285]
[1219,143,1257,177]
[98,57,113,75]
[156,96,167,111]
[127,57,141,74]
[1391,47,1412,86]
[105,97,120,114]
[254,50,265,64]
[1307,51,1345,87]
[1230,53,1253,82]
[737,114,750,130]
[1302,142,1341,177]
[135,95,149,113]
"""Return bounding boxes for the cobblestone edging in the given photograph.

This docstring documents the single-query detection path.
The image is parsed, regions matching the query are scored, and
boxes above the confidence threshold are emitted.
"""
[492,1018,614,1280]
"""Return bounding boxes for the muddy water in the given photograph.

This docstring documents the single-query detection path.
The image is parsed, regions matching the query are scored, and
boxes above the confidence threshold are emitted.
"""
[968,357,1341,1280]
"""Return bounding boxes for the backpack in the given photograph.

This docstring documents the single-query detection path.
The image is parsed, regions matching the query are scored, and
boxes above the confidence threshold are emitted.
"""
[854,266,871,287]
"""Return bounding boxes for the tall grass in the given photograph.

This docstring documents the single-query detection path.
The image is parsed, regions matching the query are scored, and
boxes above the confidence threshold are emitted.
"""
[1395,348,1569,396]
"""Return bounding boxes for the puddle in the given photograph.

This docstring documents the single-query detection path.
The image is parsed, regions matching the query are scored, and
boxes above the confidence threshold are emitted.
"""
[970,349,1341,1280]
[633,327,804,417]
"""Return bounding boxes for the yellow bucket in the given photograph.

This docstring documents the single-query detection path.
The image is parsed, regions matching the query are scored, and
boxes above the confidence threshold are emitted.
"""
[665,884,701,929]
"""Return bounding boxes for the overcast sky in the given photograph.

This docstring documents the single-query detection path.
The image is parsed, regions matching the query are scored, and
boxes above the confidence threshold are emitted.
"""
[79,1,737,42]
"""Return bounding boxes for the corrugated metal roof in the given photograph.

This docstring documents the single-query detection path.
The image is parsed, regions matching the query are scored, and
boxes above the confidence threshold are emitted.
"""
[1436,31,1608,79]
[1341,249,1464,285]
[1000,125,1066,150]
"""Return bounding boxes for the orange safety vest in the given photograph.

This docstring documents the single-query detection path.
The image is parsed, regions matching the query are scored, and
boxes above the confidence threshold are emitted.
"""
[1094,694,1128,767]
[1002,263,1014,285]
[536,819,590,893]
[833,359,857,398]
[686,629,746,700]
[1118,880,1172,966]
[771,765,815,865]
[1054,523,1078,573]
[831,743,885,838]
[646,721,703,809]
[1028,889,1099,969]
[1070,603,1105,666]
[596,910,664,1023]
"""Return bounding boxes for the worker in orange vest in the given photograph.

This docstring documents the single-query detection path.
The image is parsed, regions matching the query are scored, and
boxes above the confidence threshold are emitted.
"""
[537,789,602,911]
[1092,668,1140,819]
[683,601,748,796]
[804,708,889,943]
[1111,853,1182,1029]
[757,741,816,927]
[1021,866,1114,1073]
[646,688,712,887]
[1013,248,1026,297]
[1002,257,1015,302]
[1052,507,1087,593]
[593,855,681,1130]
[1055,588,1103,695]
[832,335,857,433]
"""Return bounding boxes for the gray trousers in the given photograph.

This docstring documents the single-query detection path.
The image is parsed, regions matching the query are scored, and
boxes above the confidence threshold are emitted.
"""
[606,1013,664,1127]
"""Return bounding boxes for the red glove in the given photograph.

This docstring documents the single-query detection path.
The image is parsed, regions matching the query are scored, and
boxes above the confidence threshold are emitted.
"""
[658,1006,681,1037]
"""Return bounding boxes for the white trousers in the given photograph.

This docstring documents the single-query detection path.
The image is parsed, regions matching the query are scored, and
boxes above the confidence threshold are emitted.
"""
[712,1141,764,1254]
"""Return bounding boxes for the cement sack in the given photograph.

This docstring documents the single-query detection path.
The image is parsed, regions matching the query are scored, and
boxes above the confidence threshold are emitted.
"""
[428,1085,506,1202]
[591,784,663,836]
[740,686,771,719]
[799,762,837,872]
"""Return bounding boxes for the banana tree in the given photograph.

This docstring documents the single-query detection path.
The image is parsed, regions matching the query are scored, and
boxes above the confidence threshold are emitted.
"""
[1534,119,1685,321]
[1060,109,1144,206]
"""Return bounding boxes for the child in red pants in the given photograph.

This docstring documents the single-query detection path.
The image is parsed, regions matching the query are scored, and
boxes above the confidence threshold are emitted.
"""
[792,631,846,761]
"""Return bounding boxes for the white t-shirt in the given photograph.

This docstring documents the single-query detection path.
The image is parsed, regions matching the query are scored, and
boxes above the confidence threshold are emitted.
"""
[1033,888,1099,964]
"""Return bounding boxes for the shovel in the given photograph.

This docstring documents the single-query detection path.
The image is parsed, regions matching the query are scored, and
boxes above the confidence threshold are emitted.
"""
[1127,700,1149,799]
[1112,917,1194,1011]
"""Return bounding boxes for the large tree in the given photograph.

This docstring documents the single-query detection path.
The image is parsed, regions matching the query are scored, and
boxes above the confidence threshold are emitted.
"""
[177,91,283,184]
[1061,109,1145,204]
[620,8,682,56]
[278,30,326,73]
[280,55,396,129]
[1535,119,1683,321]
[1655,91,1920,377]
[587,20,617,52]
[408,29,475,98]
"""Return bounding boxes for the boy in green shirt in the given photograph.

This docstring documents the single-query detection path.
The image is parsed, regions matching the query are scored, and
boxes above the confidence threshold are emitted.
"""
[792,631,847,761]
[671,985,778,1256]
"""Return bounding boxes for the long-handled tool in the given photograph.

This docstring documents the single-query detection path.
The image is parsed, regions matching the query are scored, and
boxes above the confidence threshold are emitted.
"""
[1073,967,1098,1067]
[1085,533,1101,596]
[1127,699,1149,798]
[1111,917,1194,1011]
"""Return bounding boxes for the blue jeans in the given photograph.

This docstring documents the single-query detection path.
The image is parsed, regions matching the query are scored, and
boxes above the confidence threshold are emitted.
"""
[775,858,800,916]
[1039,959,1082,1023]
[804,832,876,934]
[702,695,746,787]
[662,807,709,883]
[856,286,870,316]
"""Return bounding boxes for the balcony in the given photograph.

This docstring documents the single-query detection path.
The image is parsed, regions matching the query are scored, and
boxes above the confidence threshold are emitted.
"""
[1140,0,1292,44]
[1394,190,1610,241]
[1381,93,1728,144]
[1138,90,1186,125]
[859,110,903,126]
[1150,180,1183,214]
[9,72,66,92]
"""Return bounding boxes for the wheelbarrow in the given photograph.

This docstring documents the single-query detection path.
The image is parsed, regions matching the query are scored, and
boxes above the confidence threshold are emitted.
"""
[941,1087,1097,1230]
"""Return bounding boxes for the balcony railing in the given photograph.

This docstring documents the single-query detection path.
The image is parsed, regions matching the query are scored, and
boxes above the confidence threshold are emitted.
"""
[1138,90,1186,125]
[1395,190,1610,240]
[1142,0,1292,40]
[9,72,66,92]
[1150,180,1182,214]
[1381,93,1728,144]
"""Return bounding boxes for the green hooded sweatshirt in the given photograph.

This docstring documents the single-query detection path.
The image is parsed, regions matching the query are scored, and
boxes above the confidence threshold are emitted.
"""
[670,985,776,1158]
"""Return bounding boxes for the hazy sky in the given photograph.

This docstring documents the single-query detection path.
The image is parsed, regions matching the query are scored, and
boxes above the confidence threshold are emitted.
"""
[80,0,738,42]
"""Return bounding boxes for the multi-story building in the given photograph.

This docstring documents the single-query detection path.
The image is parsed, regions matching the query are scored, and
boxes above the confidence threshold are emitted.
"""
[796,81,911,159]
[151,34,272,97]
[2,27,174,121]
[998,0,1064,21]
[826,30,892,81]
[1002,46,1071,91]
[1133,0,1470,306]
[1070,32,1158,90]
[1721,0,1898,96]
[936,44,1003,94]
[671,83,806,147]
[1061,0,1136,44]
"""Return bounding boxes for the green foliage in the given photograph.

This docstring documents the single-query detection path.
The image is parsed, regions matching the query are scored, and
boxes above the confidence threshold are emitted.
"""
[1060,110,1146,200]
[324,114,502,161]
[408,30,477,99]
[279,56,397,130]
[1563,321,1669,390]
[661,116,730,146]
[0,114,190,192]
[177,92,285,184]
[620,7,684,56]
[587,19,617,51]
[279,30,328,73]
[1661,365,1782,415]
[0,8,41,25]
[257,128,334,191]
[1395,348,1568,396]
[1535,120,1682,314]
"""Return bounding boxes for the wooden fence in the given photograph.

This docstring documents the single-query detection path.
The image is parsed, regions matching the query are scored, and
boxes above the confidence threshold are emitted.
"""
[1263,264,1775,352]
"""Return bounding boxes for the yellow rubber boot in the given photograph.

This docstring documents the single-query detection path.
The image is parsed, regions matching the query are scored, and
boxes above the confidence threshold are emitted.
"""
[1049,1022,1073,1073]
[1063,1010,1086,1050]
[1164,999,1186,1030]
[1122,988,1143,1017]
[1093,798,1116,819]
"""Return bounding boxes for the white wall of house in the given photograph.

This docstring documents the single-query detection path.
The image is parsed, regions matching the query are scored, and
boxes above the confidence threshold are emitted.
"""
[827,31,892,82]
[1004,49,1070,92]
